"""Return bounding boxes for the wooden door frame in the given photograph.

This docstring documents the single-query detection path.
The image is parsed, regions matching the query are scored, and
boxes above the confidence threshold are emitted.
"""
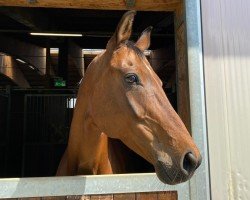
[0,0,181,11]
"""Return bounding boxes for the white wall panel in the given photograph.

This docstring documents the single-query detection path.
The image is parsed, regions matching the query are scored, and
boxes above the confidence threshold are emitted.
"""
[201,0,250,199]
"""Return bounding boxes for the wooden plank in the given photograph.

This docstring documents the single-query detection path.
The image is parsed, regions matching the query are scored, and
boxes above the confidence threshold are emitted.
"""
[0,0,181,11]
[158,191,177,200]
[46,44,56,76]
[0,7,49,30]
[42,197,66,200]
[113,193,135,200]
[0,192,177,200]
[9,196,91,200]
[136,192,157,200]
[66,196,90,200]
[0,54,30,88]
[90,195,113,200]
[175,2,184,28]
[58,40,69,81]
[68,41,84,77]
[175,3,191,132]
[0,35,46,75]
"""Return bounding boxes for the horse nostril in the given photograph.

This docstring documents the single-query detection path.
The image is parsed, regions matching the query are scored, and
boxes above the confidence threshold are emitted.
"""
[182,152,197,175]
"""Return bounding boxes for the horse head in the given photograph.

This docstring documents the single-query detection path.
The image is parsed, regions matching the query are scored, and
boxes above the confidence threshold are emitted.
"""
[87,11,201,185]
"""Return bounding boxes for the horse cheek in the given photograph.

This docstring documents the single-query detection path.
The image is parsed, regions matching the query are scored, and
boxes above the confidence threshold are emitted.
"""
[126,90,147,120]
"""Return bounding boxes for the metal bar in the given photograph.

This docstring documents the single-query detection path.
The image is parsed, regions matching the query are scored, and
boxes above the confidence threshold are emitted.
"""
[43,96,46,145]
[184,0,211,199]
[0,173,189,199]
[25,94,77,97]
[21,95,27,176]
[4,87,11,176]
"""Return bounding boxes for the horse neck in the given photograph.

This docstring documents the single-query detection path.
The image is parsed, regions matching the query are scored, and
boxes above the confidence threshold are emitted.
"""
[68,53,128,175]
[67,82,113,175]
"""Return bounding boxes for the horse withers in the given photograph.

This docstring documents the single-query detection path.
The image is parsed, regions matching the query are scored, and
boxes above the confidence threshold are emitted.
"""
[57,11,202,185]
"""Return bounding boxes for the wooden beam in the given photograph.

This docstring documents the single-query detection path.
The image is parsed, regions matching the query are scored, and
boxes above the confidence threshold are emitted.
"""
[175,2,191,132]
[58,40,69,81]
[0,7,49,30]
[0,54,30,88]
[0,35,46,75]
[68,41,84,77]
[0,0,181,11]
[46,46,55,76]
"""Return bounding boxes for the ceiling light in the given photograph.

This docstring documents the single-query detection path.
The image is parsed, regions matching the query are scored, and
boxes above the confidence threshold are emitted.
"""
[30,32,83,37]
[29,65,35,70]
[16,58,26,64]
[50,48,59,54]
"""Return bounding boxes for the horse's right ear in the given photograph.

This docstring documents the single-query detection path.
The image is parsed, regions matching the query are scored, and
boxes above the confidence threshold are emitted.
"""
[106,11,136,51]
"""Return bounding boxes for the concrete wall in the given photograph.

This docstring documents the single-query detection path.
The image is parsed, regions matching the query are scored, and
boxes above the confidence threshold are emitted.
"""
[201,0,250,199]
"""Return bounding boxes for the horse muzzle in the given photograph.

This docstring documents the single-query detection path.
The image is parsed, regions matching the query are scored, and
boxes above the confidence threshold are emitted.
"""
[154,152,202,185]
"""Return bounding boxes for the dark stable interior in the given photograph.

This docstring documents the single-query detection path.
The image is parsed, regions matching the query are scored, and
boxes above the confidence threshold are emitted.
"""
[0,8,176,177]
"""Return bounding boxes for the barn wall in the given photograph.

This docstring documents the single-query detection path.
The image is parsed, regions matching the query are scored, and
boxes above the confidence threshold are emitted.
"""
[201,0,250,199]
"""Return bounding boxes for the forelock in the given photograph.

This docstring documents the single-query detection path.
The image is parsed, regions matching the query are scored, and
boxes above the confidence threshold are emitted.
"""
[124,40,144,57]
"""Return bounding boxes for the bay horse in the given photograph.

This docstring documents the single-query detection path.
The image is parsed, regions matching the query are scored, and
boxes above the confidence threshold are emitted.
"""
[57,11,202,185]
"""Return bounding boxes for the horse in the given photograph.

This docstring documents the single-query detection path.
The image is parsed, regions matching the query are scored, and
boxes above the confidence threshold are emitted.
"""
[57,10,202,185]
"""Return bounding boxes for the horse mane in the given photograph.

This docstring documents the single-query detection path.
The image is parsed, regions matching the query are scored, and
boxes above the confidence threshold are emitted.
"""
[124,40,144,58]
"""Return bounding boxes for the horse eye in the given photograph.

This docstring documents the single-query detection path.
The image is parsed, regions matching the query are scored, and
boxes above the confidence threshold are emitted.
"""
[125,74,139,84]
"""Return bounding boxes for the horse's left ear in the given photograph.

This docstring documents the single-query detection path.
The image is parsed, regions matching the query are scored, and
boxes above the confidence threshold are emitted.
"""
[135,26,153,51]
